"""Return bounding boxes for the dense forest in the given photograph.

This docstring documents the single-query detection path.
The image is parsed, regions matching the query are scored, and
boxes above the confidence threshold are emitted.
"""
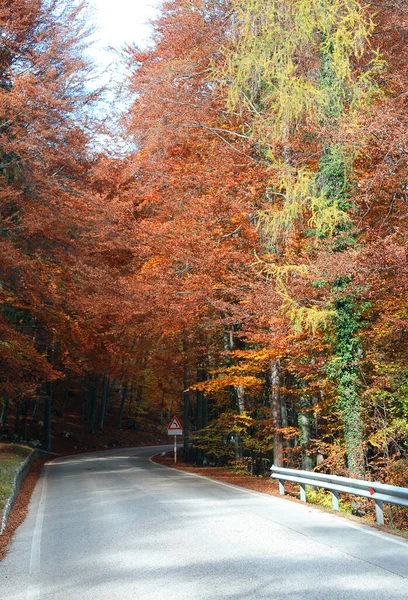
[0,0,407,487]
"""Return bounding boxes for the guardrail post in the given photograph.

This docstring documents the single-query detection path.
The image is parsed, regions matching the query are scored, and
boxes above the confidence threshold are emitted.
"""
[375,499,384,525]
[300,483,306,502]
[278,479,285,495]
[331,490,339,511]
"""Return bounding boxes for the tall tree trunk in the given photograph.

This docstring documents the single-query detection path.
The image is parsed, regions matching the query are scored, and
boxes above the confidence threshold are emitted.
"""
[280,395,288,429]
[80,379,88,422]
[235,384,245,460]
[21,399,28,440]
[202,382,208,429]
[183,335,190,461]
[135,384,143,424]
[298,396,313,471]
[127,379,135,417]
[61,373,71,418]
[43,381,52,452]
[117,382,128,429]
[160,389,165,424]
[195,367,205,465]
[98,376,109,432]
[270,360,283,466]
[107,378,116,414]
[236,385,245,414]
[223,328,236,410]
[196,371,203,431]
[223,326,245,459]
[88,378,98,435]
[14,401,21,436]
[335,297,365,477]
[0,397,9,428]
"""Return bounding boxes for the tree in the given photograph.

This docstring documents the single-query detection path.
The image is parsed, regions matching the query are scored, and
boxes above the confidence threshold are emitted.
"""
[0,0,100,446]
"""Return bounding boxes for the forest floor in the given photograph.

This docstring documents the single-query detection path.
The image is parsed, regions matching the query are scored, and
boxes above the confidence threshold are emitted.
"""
[153,452,283,495]
[152,452,408,539]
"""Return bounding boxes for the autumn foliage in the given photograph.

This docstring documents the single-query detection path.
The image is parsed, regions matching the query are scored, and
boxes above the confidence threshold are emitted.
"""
[1,0,408,523]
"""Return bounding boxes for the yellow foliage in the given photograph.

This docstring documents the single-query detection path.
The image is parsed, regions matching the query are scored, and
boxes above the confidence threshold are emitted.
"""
[257,167,351,243]
[217,0,382,337]
[190,373,262,393]
[255,257,308,283]
[280,291,335,333]
[221,0,379,141]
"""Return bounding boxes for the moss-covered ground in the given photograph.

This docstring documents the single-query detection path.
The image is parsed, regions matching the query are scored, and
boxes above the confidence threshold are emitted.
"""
[0,444,32,512]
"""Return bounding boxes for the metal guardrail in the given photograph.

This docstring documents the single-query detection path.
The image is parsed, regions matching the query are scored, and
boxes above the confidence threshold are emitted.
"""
[270,465,408,525]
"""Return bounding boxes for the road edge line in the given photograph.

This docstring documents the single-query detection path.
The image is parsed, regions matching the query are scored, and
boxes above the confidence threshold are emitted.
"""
[26,464,48,600]
[149,454,408,549]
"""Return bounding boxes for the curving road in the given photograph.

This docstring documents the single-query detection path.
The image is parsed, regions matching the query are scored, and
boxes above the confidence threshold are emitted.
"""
[1,445,407,599]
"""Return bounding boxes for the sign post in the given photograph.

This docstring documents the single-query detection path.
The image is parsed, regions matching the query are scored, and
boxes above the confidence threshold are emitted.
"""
[167,416,183,464]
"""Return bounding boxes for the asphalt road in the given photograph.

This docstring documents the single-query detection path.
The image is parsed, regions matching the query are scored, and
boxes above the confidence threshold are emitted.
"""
[1,446,407,600]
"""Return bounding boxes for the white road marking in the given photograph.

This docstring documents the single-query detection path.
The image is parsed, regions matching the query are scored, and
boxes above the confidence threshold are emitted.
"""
[149,455,408,549]
[26,466,48,600]
[0,446,405,600]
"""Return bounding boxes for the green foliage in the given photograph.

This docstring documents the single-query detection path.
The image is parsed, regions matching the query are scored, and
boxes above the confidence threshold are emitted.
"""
[193,414,239,464]
[306,486,350,512]
[328,293,365,475]
[0,444,32,511]
[317,146,351,206]
[194,411,274,465]
[2,304,35,328]
[388,460,408,488]
[365,366,408,459]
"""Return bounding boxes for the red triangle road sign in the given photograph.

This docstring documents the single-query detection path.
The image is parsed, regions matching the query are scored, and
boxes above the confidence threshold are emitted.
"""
[167,416,183,436]
[168,416,183,431]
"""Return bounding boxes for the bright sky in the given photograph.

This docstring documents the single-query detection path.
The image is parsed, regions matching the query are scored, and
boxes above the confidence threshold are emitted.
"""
[88,0,161,81]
